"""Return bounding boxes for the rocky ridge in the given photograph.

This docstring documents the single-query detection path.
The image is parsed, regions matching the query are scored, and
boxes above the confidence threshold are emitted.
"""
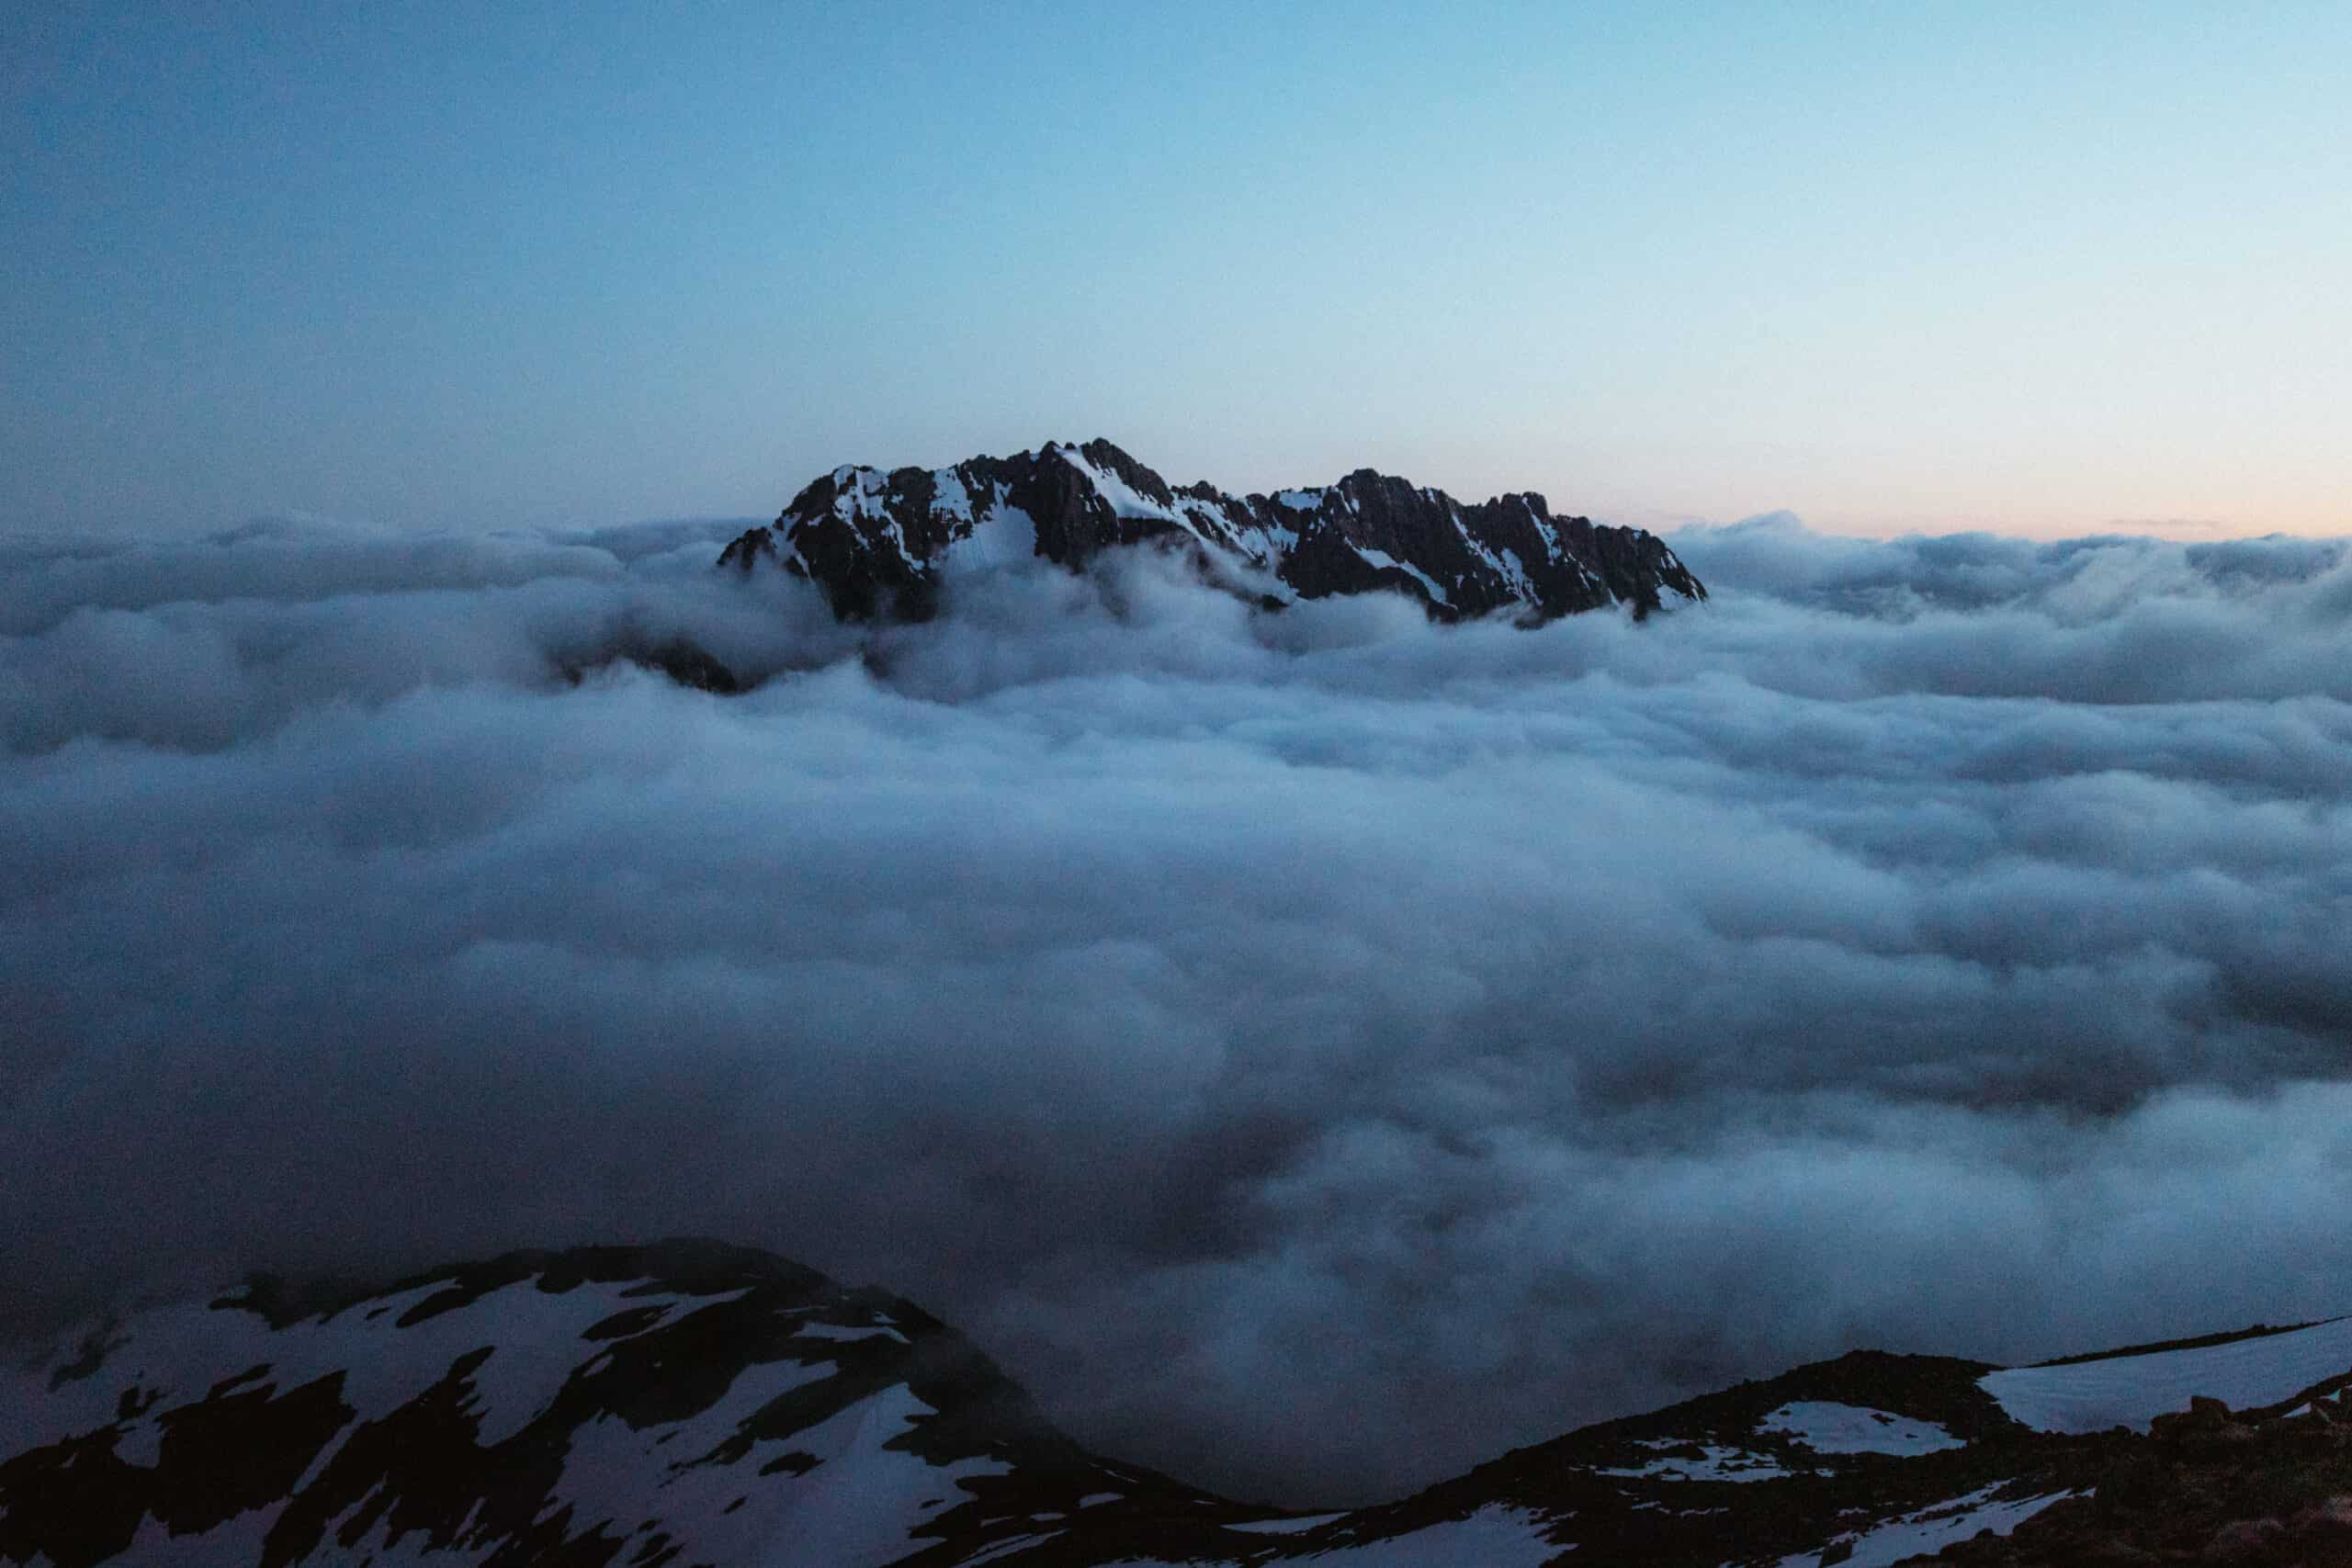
[6,1241,2349,1567]
[716,439,1705,625]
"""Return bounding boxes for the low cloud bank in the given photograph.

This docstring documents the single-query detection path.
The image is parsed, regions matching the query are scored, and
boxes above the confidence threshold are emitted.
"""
[4,513,2350,1503]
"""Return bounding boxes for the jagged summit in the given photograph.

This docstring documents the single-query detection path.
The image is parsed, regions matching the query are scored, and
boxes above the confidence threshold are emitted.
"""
[718,439,1706,625]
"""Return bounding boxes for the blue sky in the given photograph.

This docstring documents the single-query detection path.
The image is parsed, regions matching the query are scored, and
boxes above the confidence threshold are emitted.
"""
[6,1,2346,536]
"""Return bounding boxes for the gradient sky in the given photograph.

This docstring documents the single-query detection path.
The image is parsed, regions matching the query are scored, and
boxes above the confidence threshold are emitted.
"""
[6,1,2346,538]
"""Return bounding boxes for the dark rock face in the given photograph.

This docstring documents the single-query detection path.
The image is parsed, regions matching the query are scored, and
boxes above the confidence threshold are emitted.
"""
[718,438,1707,625]
[555,638,742,694]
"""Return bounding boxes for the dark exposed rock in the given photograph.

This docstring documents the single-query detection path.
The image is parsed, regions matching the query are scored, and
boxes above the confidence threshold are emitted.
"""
[553,637,743,695]
[718,438,1706,626]
[631,639,740,694]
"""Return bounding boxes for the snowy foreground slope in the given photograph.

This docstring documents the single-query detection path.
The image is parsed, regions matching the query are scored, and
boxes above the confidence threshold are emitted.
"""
[6,1244,2350,1567]
[716,439,1705,626]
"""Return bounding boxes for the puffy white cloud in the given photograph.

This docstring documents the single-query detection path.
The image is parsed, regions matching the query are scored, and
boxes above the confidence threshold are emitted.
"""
[2,514,2349,1505]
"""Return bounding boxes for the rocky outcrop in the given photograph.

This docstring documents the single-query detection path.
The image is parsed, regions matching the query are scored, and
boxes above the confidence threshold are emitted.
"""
[718,438,1706,625]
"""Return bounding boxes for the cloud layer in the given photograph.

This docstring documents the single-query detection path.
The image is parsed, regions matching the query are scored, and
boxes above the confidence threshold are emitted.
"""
[5,515,2350,1505]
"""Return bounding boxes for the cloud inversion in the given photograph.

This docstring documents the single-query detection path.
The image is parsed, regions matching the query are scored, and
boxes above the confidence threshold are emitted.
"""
[4,515,2349,1505]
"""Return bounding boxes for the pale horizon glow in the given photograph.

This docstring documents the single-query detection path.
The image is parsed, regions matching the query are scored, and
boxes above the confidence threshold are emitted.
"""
[5,2,2345,540]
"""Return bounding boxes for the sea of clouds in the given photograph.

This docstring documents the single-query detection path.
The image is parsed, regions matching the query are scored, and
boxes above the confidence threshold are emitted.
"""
[4,513,2349,1504]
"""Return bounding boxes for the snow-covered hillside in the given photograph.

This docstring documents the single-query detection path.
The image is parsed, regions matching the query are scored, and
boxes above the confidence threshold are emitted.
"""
[5,1243,2347,1566]
[1980,1316,2352,1433]
[0,1243,1239,1568]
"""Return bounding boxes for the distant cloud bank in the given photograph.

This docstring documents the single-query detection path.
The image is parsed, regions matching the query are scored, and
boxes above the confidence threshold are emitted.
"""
[4,515,2350,1505]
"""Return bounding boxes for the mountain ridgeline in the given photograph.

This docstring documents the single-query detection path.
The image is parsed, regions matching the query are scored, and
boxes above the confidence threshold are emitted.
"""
[717,439,1705,625]
[7,1240,2350,1567]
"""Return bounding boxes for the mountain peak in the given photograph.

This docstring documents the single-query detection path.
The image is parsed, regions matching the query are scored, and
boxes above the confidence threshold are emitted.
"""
[718,442,1706,626]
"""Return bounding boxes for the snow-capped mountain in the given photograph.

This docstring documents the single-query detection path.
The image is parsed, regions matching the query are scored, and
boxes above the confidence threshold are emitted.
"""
[0,1242,1240,1568]
[716,440,1705,624]
[7,1242,2348,1566]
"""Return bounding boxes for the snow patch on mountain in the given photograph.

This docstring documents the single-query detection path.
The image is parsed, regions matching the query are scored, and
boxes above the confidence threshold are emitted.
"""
[1306,1505,1562,1564]
[1980,1316,2352,1432]
[1595,1442,1799,1483]
[6,1274,674,1452]
[624,1382,1004,1568]
[1351,545,1450,607]
[1048,444,1183,526]
[1755,1401,1966,1456]
[1773,1484,2078,1568]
